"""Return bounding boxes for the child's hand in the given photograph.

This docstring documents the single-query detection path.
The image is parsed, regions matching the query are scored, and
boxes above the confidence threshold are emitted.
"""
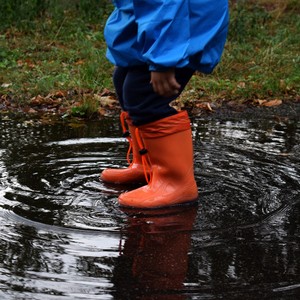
[150,70,181,97]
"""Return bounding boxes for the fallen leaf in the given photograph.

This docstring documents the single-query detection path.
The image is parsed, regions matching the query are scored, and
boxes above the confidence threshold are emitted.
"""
[97,95,117,107]
[17,59,24,67]
[1,83,12,88]
[74,59,85,65]
[21,59,36,68]
[253,99,267,106]
[100,88,114,96]
[98,108,106,115]
[30,95,45,105]
[237,82,246,89]
[28,108,37,114]
[54,90,67,98]
[261,99,282,107]
[196,102,213,111]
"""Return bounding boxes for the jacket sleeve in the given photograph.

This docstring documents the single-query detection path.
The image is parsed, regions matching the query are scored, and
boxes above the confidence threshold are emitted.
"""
[133,0,191,71]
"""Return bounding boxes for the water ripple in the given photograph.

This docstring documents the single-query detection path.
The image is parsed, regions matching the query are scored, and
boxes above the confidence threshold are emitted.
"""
[0,115,299,299]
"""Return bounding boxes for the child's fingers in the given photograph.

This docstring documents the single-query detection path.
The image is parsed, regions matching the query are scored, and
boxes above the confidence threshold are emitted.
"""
[151,70,181,97]
[152,81,171,97]
[169,78,181,94]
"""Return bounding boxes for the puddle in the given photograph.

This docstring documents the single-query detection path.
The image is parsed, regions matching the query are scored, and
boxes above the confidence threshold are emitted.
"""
[0,110,300,299]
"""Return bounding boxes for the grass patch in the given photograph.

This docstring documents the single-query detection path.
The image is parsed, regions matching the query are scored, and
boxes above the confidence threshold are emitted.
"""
[182,0,300,104]
[0,0,114,112]
[0,0,299,117]
[0,16,113,97]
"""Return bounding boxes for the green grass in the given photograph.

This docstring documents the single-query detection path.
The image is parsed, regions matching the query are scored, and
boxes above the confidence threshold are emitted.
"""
[0,0,299,117]
[182,0,300,103]
[0,17,113,95]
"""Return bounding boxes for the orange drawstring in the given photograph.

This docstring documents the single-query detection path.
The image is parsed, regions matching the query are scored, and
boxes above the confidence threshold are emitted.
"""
[120,112,132,164]
[135,127,152,184]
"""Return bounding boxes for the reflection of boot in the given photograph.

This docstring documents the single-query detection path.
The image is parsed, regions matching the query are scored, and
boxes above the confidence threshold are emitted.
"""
[101,112,147,184]
[119,111,198,209]
[113,205,198,300]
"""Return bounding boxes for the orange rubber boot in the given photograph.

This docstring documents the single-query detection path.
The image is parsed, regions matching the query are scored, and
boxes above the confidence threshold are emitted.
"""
[118,111,199,209]
[100,112,147,184]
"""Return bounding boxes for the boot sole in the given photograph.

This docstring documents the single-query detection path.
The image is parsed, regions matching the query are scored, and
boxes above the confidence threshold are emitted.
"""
[119,197,199,212]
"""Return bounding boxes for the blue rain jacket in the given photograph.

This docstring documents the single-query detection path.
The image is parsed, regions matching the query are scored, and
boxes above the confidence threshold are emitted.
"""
[104,0,229,74]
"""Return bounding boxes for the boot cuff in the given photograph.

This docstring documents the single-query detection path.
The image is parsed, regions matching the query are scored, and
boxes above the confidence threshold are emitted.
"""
[138,111,191,138]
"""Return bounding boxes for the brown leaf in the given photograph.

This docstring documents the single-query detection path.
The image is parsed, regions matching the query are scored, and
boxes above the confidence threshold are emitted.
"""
[237,82,246,89]
[54,90,67,98]
[30,95,45,105]
[57,106,68,114]
[261,99,282,107]
[97,95,118,107]
[100,88,114,96]
[18,59,36,68]
[253,99,267,106]
[28,108,37,114]
[74,59,85,65]
[98,108,106,116]
[196,102,214,111]
[17,59,24,67]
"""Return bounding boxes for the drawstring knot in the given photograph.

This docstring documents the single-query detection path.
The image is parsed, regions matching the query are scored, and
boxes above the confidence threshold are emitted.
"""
[135,127,152,183]
[119,112,152,183]
[122,130,130,138]
[139,148,148,155]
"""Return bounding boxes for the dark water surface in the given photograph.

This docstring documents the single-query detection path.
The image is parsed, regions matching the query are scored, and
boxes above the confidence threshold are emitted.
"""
[0,107,300,299]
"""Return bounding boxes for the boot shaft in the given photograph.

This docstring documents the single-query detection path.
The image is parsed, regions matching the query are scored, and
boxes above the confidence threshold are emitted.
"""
[138,111,195,181]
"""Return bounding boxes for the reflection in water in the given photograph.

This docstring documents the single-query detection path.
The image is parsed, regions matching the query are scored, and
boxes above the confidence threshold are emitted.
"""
[186,202,300,299]
[0,109,300,299]
[113,205,198,300]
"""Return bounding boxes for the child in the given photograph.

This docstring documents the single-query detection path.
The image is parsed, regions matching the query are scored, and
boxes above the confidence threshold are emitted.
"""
[101,0,229,209]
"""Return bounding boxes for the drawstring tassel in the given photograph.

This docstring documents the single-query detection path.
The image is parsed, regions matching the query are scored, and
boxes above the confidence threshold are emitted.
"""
[120,111,133,164]
[135,128,152,183]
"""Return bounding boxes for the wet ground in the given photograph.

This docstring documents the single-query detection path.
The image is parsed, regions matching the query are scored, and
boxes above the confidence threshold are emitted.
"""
[0,104,300,299]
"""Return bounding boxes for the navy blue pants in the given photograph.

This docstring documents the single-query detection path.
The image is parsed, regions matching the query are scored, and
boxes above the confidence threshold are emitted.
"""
[113,65,194,126]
